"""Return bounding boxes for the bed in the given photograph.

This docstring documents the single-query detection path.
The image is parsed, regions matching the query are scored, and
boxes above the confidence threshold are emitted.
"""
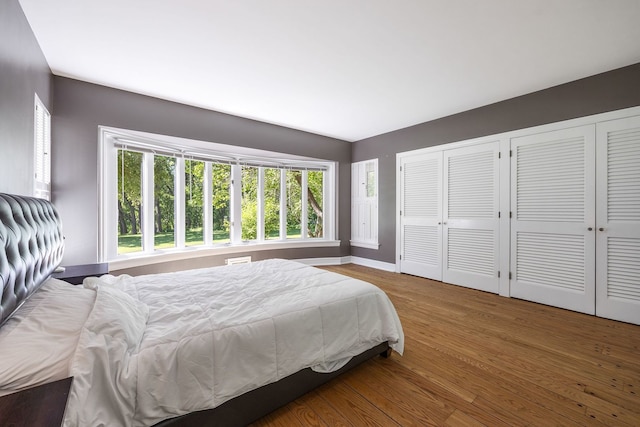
[0,193,404,426]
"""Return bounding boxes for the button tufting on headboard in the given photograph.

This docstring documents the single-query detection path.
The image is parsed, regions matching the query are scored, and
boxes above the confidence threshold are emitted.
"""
[0,193,64,327]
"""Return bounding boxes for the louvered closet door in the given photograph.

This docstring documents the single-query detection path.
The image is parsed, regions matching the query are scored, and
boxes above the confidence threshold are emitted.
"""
[510,126,596,314]
[400,152,442,280]
[595,116,640,325]
[443,142,500,293]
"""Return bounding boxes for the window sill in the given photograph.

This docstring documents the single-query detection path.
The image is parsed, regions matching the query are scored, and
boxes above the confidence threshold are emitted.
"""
[350,240,380,250]
[108,239,341,271]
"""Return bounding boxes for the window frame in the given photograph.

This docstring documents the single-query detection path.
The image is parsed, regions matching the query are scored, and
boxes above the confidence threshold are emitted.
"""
[98,127,338,268]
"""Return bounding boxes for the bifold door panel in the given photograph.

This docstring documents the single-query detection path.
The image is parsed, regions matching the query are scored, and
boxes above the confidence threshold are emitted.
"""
[443,142,500,293]
[400,153,442,280]
[595,116,640,325]
[510,125,596,314]
[399,142,500,294]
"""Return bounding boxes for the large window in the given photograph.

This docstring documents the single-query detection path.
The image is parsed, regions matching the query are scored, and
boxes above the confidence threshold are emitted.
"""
[99,128,336,263]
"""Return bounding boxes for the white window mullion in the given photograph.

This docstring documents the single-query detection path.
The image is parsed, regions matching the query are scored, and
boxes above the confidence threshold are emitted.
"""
[175,157,186,248]
[325,167,334,240]
[203,162,213,246]
[230,164,242,243]
[142,153,155,252]
[322,170,328,240]
[301,170,308,240]
[280,169,287,239]
[257,167,265,241]
[99,138,118,261]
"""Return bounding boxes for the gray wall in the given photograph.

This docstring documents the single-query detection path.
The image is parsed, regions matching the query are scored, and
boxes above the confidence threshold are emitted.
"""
[4,0,639,273]
[0,0,52,195]
[352,63,640,264]
[52,77,352,269]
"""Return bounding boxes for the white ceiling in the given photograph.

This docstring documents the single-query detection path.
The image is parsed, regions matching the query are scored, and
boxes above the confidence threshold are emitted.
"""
[18,0,640,142]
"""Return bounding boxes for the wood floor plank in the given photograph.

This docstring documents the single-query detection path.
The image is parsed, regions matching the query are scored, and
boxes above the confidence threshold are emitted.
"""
[319,381,399,427]
[400,338,598,426]
[250,264,640,427]
[289,400,329,427]
[342,359,454,426]
[297,389,354,427]
[444,409,487,427]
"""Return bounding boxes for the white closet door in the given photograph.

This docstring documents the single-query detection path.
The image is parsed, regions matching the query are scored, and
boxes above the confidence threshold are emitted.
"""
[596,116,640,325]
[443,142,500,293]
[400,152,442,280]
[510,125,596,314]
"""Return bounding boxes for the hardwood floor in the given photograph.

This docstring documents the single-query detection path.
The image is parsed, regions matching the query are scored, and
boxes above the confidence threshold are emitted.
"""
[251,264,640,427]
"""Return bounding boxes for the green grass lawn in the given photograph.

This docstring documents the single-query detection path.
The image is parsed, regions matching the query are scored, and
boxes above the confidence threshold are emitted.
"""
[118,228,230,254]
[118,228,301,253]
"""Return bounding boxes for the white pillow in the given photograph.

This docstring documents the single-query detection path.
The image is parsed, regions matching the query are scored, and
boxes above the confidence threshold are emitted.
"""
[0,278,95,393]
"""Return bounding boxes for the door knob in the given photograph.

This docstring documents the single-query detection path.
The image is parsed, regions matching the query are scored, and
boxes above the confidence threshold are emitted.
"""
[587,227,593,231]
[599,227,604,232]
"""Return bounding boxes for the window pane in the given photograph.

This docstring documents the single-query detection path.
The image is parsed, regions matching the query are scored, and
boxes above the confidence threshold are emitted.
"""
[286,170,302,238]
[154,155,175,249]
[366,161,376,198]
[307,170,324,238]
[117,150,143,254]
[185,159,204,247]
[264,168,281,240]
[241,166,258,240]
[212,163,231,243]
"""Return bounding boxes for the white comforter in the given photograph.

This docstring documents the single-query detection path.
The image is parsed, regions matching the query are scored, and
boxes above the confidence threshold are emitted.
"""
[64,259,404,427]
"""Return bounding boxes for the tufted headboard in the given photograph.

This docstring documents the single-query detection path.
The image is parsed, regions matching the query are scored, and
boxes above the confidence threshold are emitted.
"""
[0,193,64,327]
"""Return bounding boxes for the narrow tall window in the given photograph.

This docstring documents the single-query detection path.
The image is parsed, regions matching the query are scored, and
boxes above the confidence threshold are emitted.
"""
[212,163,231,243]
[241,166,259,240]
[351,159,379,249]
[34,95,51,200]
[185,159,205,246]
[154,155,176,249]
[307,170,324,238]
[286,170,302,238]
[264,168,281,240]
[117,149,143,254]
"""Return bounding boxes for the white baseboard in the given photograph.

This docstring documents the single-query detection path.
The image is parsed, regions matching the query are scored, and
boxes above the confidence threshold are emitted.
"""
[295,256,396,272]
[348,256,397,272]
[295,257,350,266]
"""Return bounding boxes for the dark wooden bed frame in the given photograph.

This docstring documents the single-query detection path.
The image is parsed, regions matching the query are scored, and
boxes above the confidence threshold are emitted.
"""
[155,342,391,427]
[0,193,391,426]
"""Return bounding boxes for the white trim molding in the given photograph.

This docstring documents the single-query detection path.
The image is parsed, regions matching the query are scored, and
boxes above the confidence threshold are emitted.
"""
[296,256,396,272]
